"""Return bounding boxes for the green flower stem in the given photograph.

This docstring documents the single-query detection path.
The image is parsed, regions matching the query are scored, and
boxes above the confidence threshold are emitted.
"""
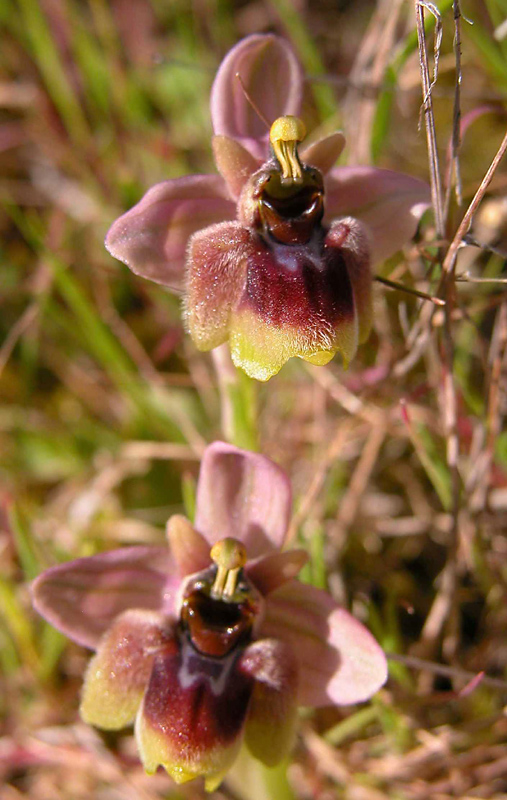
[212,345,259,451]
[260,760,296,800]
[226,748,295,800]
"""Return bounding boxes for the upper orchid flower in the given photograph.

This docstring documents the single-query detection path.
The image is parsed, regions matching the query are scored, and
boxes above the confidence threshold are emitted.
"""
[32,442,387,791]
[106,34,430,381]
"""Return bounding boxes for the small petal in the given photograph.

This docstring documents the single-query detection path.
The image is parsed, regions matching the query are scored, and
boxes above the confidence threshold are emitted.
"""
[212,135,260,199]
[80,609,173,729]
[263,581,388,707]
[240,639,299,767]
[106,175,235,290]
[166,515,211,578]
[195,442,292,557]
[136,636,252,786]
[300,132,346,175]
[246,549,309,596]
[185,222,250,352]
[211,34,304,160]
[326,217,372,343]
[325,166,430,265]
[31,546,172,649]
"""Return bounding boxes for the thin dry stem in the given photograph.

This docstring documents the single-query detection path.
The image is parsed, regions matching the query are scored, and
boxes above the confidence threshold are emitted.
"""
[442,127,507,274]
[287,421,354,542]
[444,0,463,217]
[344,0,405,163]
[467,303,507,509]
[120,441,203,460]
[334,422,387,539]
[415,0,445,239]
[375,274,445,306]
[387,652,507,692]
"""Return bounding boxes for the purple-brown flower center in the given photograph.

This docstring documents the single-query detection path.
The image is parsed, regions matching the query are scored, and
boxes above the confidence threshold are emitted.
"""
[256,166,324,246]
[180,580,258,658]
[179,538,260,659]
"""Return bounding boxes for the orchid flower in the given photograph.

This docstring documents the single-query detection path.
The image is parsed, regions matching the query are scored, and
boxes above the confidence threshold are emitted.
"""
[32,442,387,791]
[105,34,430,381]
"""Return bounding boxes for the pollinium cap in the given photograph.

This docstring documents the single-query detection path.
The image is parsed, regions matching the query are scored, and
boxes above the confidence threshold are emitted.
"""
[210,538,247,571]
[269,116,307,184]
[269,116,306,146]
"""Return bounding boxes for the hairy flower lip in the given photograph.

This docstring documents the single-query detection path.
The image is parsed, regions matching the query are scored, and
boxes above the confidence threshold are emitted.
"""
[136,626,255,790]
[185,216,368,381]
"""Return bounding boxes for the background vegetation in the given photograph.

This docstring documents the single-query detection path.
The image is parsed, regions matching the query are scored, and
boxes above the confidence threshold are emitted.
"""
[1,0,507,797]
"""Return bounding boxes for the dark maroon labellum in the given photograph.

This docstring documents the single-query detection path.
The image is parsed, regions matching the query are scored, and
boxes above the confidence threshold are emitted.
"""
[143,633,254,754]
[241,230,355,330]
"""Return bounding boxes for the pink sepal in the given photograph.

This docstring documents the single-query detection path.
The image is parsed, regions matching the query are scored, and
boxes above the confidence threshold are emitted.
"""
[210,34,304,161]
[262,580,388,706]
[195,442,292,558]
[105,175,235,290]
[31,546,176,649]
[325,166,431,265]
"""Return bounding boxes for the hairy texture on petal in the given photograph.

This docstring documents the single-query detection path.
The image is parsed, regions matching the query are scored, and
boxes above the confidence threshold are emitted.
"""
[262,581,388,706]
[186,210,367,380]
[31,546,174,649]
[246,549,309,596]
[105,176,235,291]
[185,221,250,351]
[80,610,174,730]
[136,636,252,786]
[212,135,260,199]
[166,515,211,578]
[227,230,359,380]
[195,441,291,558]
[211,34,303,160]
[326,217,372,343]
[300,132,346,176]
[240,638,299,767]
[325,167,430,265]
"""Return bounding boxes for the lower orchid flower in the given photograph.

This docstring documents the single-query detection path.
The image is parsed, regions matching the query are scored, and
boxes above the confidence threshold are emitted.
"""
[106,34,430,381]
[32,442,387,790]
